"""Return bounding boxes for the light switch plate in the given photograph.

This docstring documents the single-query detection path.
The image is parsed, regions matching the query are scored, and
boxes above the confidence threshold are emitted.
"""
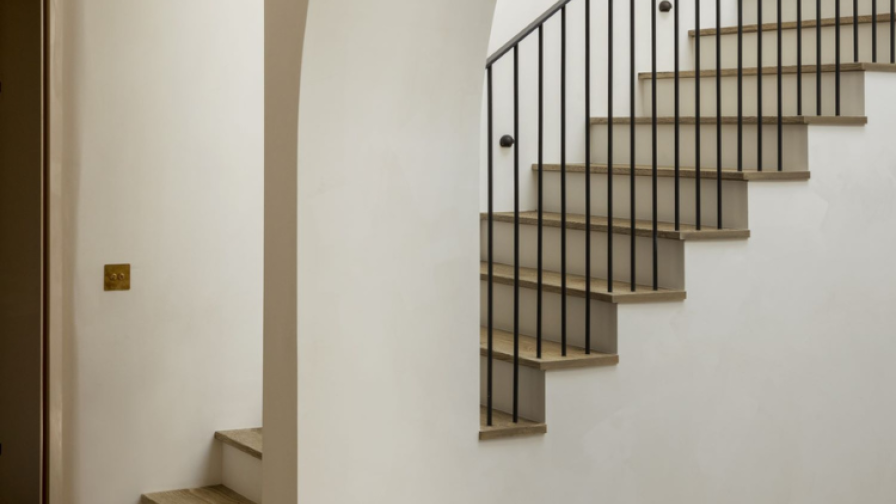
[104,264,131,291]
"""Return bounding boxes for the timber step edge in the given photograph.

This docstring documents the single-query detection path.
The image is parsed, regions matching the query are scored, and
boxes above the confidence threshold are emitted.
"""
[690,12,895,37]
[142,485,255,504]
[533,163,812,181]
[480,327,619,370]
[590,115,868,125]
[214,428,263,460]
[480,407,547,441]
[640,62,896,80]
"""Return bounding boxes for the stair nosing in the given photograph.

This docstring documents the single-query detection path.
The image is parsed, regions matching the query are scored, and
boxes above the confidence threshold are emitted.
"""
[142,485,255,504]
[214,428,263,460]
[479,407,547,441]
[590,115,867,125]
[640,62,896,80]
[479,327,619,371]
[531,163,812,181]
[689,12,895,37]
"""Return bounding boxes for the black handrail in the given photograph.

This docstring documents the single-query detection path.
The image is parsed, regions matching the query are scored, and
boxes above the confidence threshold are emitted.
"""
[486,0,574,67]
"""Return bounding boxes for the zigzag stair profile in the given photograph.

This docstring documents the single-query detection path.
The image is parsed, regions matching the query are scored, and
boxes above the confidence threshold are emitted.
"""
[479,0,891,440]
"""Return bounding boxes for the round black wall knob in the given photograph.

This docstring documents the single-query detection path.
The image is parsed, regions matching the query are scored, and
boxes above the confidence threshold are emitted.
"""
[500,135,515,148]
[659,0,673,12]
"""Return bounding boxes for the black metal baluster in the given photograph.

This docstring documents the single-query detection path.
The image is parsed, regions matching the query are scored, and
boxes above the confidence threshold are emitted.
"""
[874,0,879,62]
[630,0,637,292]
[675,0,681,231]
[537,26,544,360]
[652,0,658,290]
[855,0,860,62]
[587,0,595,355]
[738,0,744,171]
[778,0,784,171]
[717,0,723,228]
[817,0,823,115]
[836,0,841,116]
[758,0,763,172]
[892,0,895,63]
[799,0,804,115]
[696,0,702,229]
[486,65,494,428]
[512,46,520,424]
[561,6,568,356]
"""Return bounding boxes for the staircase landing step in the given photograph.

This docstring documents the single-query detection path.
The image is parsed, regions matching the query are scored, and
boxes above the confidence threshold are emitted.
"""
[486,211,750,241]
[591,115,867,125]
[480,407,547,441]
[534,163,810,181]
[481,262,687,304]
[142,485,254,504]
[480,327,618,370]
[215,428,262,460]
[641,62,896,80]
[691,13,895,37]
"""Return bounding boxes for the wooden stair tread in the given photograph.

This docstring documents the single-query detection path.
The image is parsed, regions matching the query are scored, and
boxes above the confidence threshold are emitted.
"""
[142,485,254,504]
[480,262,686,304]
[480,407,547,441]
[690,13,895,37]
[641,62,896,80]
[591,115,867,125]
[484,211,750,241]
[480,327,618,370]
[533,162,811,181]
[215,428,263,460]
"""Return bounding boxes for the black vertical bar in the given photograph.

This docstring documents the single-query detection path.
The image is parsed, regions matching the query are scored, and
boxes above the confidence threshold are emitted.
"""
[855,0,860,62]
[652,0,658,291]
[874,0,879,62]
[486,65,494,428]
[674,0,681,231]
[798,0,803,115]
[757,0,763,172]
[630,0,637,292]
[696,0,702,229]
[537,27,544,360]
[512,46,520,424]
[587,0,595,356]
[892,0,895,63]
[836,0,841,116]
[561,6,568,355]
[738,0,744,171]
[778,0,784,170]
[717,0,723,229]
[817,0,823,115]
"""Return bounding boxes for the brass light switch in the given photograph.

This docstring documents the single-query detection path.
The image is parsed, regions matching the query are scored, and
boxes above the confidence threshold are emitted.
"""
[104,264,131,291]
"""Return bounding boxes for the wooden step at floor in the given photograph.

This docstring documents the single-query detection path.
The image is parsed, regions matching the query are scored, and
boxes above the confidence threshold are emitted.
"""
[690,12,895,37]
[590,115,867,125]
[640,62,896,80]
[479,406,547,441]
[215,428,262,460]
[480,262,687,304]
[480,327,618,370]
[142,485,254,504]
[533,163,811,181]
[484,211,750,241]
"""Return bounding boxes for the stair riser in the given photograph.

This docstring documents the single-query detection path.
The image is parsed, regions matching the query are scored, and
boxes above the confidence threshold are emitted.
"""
[641,72,865,116]
[480,356,545,423]
[482,220,686,290]
[480,281,618,354]
[222,445,262,504]
[539,171,750,229]
[698,23,896,68]
[591,123,809,171]
[740,0,892,25]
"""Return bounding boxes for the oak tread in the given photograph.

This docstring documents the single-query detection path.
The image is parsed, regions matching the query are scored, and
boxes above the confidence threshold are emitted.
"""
[481,262,686,304]
[480,327,619,370]
[690,12,895,36]
[590,115,867,125]
[534,163,811,181]
[640,62,896,80]
[485,211,750,241]
[215,428,263,460]
[480,407,547,441]
[142,485,254,504]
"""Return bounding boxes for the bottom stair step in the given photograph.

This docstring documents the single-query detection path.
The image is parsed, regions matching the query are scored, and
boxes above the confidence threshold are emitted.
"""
[142,485,255,504]
[479,407,547,441]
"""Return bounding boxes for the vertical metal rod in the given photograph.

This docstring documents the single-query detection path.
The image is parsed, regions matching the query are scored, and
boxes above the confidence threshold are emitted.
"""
[798,0,804,115]
[537,27,544,360]
[757,0,763,172]
[587,0,595,355]
[486,65,494,428]
[836,0,841,116]
[512,46,520,424]
[817,0,823,115]
[652,0,658,291]
[717,0,723,229]
[674,0,681,231]
[778,0,784,170]
[696,0,702,230]
[630,0,637,292]
[561,6,568,355]
[892,0,895,63]
[738,0,744,172]
[874,0,879,62]
[854,0,860,62]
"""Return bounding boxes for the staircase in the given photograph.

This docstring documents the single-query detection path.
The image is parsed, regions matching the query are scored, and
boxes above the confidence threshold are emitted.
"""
[479,0,895,439]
